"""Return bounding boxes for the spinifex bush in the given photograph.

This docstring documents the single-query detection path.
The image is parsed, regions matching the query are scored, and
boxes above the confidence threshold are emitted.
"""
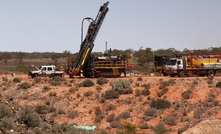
[19,82,31,89]
[111,79,133,94]
[79,79,94,87]
[150,98,171,109]
[96,77,108,85]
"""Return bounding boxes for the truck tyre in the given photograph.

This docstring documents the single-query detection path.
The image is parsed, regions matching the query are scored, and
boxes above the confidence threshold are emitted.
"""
[208,70,215,76]
[178,71,185,77]
[170,74,175,77]
[187,71,193,77]
[163,73,168,76]
[31,74,37,78]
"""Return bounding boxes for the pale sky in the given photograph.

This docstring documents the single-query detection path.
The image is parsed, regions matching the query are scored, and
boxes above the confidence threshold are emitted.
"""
[0,0,221,53]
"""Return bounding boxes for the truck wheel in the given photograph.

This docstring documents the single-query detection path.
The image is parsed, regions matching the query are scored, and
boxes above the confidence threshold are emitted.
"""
[170,74,175,77]
[31,74,36,78]
[163,73,168,76]
[178,71,185,77]
[208,70,215,76]
[187,71,193,77]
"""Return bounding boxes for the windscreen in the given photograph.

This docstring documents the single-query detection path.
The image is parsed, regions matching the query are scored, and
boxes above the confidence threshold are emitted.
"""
[166,60,177,65]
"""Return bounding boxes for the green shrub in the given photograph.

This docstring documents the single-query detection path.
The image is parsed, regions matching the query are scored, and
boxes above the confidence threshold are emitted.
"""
[0,103,13,119]
[137,77,143,81]
[150,98,171,109]
[110,120,121,128]
[94,106,102,116]
[18,105,41,128]
[97,77,108,85]
[49,76,61,86]
[84,90,93,97]
[135,89,141,97]
[104,89,119,99]
[193,107,205,119]
[19,82,31,89]
[216,81,221,88]
[35,105,50,114]
[112,79,133,94]
[118,111,130,119]
[0,117,15,130]
[142,85,151,96]
[144,107,157,117]
[153,122,169,134]
[42,86,51,92]
[139,123,149,129]
[178,126,188,134]
[121,122,136,134]
[68,87,76,93]
[104,103,116,111]
[68,110,79,119]
[13,77,21,83]
[182,90,192,99]
[79,79,94,87]
[106,113,115,122]
[157,88,168,97]
[33,77,42,84]
[163,116,177,126]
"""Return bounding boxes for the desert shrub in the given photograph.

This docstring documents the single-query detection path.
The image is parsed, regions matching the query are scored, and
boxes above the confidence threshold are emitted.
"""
[42,86,51,92]
[144,107,157,117]
[178,126,188,134]
[79,79,94,87]
[110,120,121,128]
[18,105,41,128]
[84,90,93,97]
[33,77,41,84]
[137,76,143,81]
[112,79,133,94]
[104,89,119,99]
[2,77,8,82]
[206,93,215,102]
[139,123,149,129]
[207,76,214,84]
[193,107,205,119]
[153,122,169,134]
[150,98,171,109]
[163,116,177,126]
[104,103,116,111]
[68,110,79,119]
[157,88,168,97]
[159,79,175,89]
[182,90,192,99]
[13,77,21,83]
[216,81,221,88]
[97,77,108,85]
[121,122,136,134]
[128,78,133,84]
[0,117,15,130]
[106,113,115,122]
[95,115,104,123]
[118,111,130,119]
[19,82,31,89]
[142,84,151,96]
[0,103,13,118]
[49,76,61,86]
[94,106,102,116]
[35,105,50,114]
[49,91,57,97]
[135,89,141,97]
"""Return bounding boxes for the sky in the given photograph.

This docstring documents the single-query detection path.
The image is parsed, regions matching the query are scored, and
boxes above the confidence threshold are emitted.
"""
[0,0,221,53]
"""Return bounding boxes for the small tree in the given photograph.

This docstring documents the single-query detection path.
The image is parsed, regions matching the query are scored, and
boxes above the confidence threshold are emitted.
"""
[51,54,60,65]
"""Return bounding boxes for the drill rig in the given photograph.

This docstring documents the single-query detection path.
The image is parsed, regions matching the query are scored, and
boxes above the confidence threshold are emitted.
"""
[67,1,132,78]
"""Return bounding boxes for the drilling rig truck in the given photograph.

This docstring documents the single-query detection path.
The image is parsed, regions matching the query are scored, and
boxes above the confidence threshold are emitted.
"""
[67,1,132,78]
[163,55,221,77]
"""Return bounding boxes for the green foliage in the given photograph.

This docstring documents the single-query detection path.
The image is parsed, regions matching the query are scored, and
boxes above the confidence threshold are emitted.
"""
[97,77,108,85]
[42,86,51,92]
[142,84,151,96]
[0,117,15,130]
[145,107,157,117]
[118,111,130,119]
[163,116,177,126]
[153,122,170,134]
[182,90,192,99]
[13,77,21,83]
[106,113,115,122]
[68,110,79,119]
[104,89,119,99]
[120,122,136,134]
[35,105,50,114]
[139,123,149,129]
[33,77,42,84]
[79,79,94,87]
[49,76,61,86]
[150,98,171,109]
[18,105,41,128]
[216,81,221,88]
[178,126,188,134]
[83,90,93,97]
[0,103,13,119]
[111,79,133,94]
[110,120,121,128]
[19,82,31,89]
[15,65,33,73]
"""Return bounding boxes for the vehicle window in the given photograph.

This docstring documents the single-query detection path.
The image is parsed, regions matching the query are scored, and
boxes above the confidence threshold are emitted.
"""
[48,67,52,71]
[167,60,177,65]
[42,67,46,71]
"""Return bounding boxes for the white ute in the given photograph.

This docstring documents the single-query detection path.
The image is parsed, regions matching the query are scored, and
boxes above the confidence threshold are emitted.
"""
[28,65,64,78]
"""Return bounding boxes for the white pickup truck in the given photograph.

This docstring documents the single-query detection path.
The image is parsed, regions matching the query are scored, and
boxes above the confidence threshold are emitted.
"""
[28,65,64,78]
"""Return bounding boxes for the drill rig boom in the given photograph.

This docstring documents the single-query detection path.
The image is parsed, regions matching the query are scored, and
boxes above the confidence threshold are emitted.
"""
[69,2,109,77]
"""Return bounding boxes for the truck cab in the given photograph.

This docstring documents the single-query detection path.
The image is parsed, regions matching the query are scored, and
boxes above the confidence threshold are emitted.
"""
[163,58,185,77]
